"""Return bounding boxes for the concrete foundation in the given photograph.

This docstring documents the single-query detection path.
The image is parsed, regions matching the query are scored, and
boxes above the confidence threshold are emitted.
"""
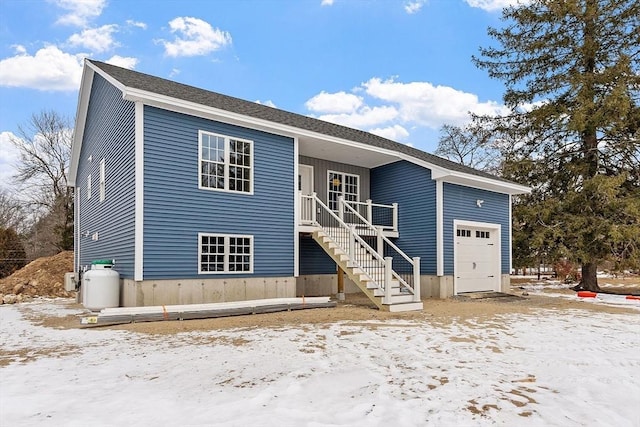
[121,276,296,307]
[501,274,511,293]
[297,274,456,299]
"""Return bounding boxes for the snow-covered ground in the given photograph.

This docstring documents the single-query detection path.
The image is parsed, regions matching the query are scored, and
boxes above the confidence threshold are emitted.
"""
[1,300,639,427]
[515,280,640,311]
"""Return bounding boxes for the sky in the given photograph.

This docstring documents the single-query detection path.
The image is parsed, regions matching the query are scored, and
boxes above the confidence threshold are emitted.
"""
[1,292,639,426]
[0,0,523,191]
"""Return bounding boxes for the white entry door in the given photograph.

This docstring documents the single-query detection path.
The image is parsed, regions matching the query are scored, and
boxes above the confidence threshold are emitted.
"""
[299,164,314,195]
[455,222,500,294]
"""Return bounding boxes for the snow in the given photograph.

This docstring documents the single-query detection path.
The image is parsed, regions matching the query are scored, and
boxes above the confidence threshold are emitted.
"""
[1,299,640,427]
[516,281,640,311]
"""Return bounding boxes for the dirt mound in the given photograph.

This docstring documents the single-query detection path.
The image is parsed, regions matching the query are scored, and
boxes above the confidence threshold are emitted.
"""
[0,251,75,301]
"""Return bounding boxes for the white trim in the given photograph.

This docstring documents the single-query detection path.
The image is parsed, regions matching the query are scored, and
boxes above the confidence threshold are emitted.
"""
[198,233,254,274]
[198,130,254,195]
[69,62,95,186]
[99,158,106,202]
[75,187,80,274]
[134,102,144,281]
[87,174,92,200]
[72,60,530,196]
[453,220,501,295]
[509,194,513,273]
[294,138,299,278]
[436,179,443,276]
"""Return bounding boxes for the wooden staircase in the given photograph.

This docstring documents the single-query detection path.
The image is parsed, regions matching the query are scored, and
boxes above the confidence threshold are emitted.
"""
[312,228,423,312]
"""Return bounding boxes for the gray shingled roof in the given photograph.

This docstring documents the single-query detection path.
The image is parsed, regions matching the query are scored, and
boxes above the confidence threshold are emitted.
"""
[89,59,516,185]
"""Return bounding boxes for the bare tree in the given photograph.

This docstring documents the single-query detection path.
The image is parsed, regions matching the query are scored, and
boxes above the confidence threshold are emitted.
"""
[10,110,73,253]
[0,189,26,232]
[435,123,506,174]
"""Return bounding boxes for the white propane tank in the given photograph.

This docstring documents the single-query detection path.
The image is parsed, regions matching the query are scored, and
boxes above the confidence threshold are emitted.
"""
[82,260,120,311]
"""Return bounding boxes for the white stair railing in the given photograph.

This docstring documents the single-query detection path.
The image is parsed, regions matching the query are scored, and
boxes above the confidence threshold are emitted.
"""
[339,197,421,302]
[310,194,394,300]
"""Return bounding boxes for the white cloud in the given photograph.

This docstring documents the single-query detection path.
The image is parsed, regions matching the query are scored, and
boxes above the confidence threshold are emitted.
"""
[404,1,426,14]
[255,100,277,108]
[305,91,363,114]
[464,0,530,12]
[363,77,508,128]
[0,132,21,192]
[53,0,107,27]
[169,68,181,78]
[321,0,334,5]
[160,17,232,57]
[68,24,119,53]
[0,45,83,91]
[369,125,410,141]
[105,55,138,69]
[126,20,147,29]
[305,76,510,143]
[316,105,398,129]
[12,45,27,54]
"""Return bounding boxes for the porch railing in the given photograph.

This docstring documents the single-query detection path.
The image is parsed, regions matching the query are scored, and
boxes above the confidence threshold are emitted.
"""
[300,192,420,303]
[299,192,398,232]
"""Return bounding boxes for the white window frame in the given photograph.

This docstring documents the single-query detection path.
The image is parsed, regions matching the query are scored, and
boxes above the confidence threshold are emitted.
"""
[327,170,360,211]
[99,158,106,202]
[198,233,254,274]
[198,130,254,195]
[87,174,92,200]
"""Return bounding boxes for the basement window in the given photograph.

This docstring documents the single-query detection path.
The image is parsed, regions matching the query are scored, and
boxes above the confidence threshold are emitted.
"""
[199,233,253,274]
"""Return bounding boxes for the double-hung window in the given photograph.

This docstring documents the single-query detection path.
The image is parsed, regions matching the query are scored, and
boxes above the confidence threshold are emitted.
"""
[199,131,253,194]
[199,233,253,274]
[328,171,359,211]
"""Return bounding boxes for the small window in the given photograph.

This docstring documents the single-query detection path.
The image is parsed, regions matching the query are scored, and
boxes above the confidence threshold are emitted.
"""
[87,174,92,200]
[99,158,106,202]
[199,233,253,274]
[457,229,471,237]
[199,131,253,194]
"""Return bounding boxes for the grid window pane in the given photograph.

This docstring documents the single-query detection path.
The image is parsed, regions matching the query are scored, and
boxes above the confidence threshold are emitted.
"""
[200,235,252,273]
[200,133,251,193]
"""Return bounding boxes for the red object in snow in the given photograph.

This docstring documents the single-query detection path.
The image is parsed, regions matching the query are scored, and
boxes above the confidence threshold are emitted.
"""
[625,295,640,300]
[577,291,598,298]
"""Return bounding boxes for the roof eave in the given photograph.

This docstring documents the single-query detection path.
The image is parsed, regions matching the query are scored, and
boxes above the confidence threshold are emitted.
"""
[431,168,531,195]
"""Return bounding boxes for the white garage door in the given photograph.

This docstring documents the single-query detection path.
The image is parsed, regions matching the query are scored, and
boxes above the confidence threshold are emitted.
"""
[455,224,500,294]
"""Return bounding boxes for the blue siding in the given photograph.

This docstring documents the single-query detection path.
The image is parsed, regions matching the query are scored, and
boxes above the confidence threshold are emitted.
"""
[443,183,510,274]
[76,74,136,277]
[299,235,336,275]
[371,161,437,274]
[143,106,295,279]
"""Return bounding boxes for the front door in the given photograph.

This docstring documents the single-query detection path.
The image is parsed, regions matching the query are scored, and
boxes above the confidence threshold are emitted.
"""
[299,164,314,195]
[299,165,315,224]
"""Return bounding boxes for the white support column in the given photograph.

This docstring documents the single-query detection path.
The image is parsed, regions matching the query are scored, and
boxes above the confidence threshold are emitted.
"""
[366,199,373,223]
[392,202,399,232]
[338,196,345,223]
[384,257,393,304]
[376,226,384,258]
[349,225,356,260]
[311,192,317,225]
[413,256,421,302]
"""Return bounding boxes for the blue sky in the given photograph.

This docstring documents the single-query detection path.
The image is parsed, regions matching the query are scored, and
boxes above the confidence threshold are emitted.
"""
[0,0,520,189]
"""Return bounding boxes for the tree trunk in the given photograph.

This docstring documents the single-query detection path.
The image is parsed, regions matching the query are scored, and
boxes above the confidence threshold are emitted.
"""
[578,262,600,292]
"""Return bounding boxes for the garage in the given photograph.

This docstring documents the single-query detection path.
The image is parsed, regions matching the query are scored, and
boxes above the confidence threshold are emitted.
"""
[454,221,501,294]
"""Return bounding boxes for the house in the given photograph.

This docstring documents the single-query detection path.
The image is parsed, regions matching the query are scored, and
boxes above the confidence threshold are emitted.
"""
[69,59,530,312]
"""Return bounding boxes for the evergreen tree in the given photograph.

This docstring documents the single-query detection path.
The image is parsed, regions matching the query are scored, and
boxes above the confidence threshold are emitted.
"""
[474,0,640,290]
